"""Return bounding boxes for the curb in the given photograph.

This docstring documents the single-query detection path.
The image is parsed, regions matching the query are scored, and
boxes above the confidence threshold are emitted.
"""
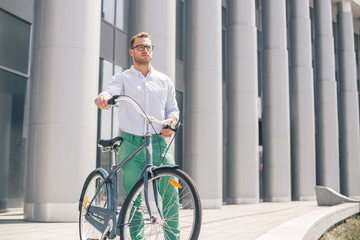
[255,202,360,240]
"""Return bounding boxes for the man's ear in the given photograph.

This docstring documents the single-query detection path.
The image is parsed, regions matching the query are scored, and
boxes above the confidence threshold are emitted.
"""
[129,49,133,56]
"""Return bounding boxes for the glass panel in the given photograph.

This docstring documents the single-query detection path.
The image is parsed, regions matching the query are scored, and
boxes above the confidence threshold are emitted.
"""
[100,59,113,140]
[222,29,227,81]
[97,59,114,170]
[175,91,183,168]
[115,0,129,31]
[0,9,31,74]
[112,65,123,138]
[114,65,123,75]
[0,69,28,209]
[222,6,227,29]
[102,0,115,24]
[258,50,262,97]
[176,0,184,61]
[222,6,227,81]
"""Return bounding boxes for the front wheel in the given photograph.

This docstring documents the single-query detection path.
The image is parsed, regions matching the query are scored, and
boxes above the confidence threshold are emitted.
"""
[79,169,111,240]
[119,167,202,240]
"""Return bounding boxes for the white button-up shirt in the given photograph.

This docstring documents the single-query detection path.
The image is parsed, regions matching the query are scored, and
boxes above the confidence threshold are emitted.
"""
[100,66,179,135]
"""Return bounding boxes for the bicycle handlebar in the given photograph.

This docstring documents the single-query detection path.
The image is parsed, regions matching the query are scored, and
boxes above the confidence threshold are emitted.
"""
[108,95,174,126]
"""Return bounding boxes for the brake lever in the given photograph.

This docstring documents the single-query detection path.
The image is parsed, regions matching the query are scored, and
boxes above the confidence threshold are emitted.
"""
[108,95,120,105]
[163,121,181,132]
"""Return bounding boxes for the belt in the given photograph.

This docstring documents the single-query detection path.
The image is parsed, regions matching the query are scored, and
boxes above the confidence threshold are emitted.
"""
[122,132,163,143]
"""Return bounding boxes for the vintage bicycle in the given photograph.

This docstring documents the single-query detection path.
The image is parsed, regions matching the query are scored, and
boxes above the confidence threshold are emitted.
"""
[78,95,202,240]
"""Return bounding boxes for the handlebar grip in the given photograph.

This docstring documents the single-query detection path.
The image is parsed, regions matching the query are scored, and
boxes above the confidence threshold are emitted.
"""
[108,95,120,105]
[163,121,181,132]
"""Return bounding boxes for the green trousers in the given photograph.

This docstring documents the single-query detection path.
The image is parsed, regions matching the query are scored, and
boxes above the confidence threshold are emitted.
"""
[119,132,180,240]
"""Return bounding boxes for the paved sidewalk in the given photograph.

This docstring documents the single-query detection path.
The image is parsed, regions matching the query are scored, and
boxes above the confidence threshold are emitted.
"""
[0,201,335,240]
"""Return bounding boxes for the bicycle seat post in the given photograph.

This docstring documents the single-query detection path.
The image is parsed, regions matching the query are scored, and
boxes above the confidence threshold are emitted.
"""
[112,147,118,211]
[112,149,117,167]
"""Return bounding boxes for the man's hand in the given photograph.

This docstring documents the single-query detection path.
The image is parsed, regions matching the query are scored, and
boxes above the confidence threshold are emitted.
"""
[94,95,111,109]
[161,116,177,138]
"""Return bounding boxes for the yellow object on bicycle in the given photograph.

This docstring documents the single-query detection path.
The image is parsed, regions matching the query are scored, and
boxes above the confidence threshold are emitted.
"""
[83,196,88,212]
[168,179,182,189]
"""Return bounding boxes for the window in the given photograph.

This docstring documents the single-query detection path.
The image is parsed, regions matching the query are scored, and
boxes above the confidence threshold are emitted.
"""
[97,60,126,202]
[0,9,31,74]
[102,0,115,24]
[97,59,125,170]
[0,9,31,210]
[97,59,114,170]
[115,0,129,31]
[175,91,184,168]
[102,0,129,32]
[99,59,113,140]
[0,69,28,209]
[176,0,185,61]
[222,6,228,81]
[112,65,123,137]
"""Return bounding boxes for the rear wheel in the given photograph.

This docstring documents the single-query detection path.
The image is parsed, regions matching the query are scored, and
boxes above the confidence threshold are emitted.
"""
[119,167,202,240]
[79,169,111,240]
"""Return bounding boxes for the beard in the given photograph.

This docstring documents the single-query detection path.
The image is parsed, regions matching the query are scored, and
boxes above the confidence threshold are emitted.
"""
[133,53,152,65]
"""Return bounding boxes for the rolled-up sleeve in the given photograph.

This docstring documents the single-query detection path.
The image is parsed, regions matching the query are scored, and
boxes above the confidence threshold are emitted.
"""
[99,73,123,97]
[165,80,180,120]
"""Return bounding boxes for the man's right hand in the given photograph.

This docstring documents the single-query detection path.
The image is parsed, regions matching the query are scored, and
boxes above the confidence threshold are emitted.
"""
[94,95,111,109]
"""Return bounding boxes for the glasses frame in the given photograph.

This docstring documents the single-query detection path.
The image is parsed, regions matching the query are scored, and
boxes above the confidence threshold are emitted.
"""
[131,45,154,52]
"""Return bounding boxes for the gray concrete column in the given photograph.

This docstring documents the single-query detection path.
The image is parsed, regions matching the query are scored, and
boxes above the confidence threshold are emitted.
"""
[184,0,222,208]
[128,0,176,81]
[226,0,258,204]
[337,1,360,199]
[262,0,291,202]
[313,0,340,191]
[24,0,101,221]
[289,0,316,201]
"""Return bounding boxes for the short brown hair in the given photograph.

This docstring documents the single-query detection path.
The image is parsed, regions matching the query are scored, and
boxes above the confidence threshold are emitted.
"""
[130,32,151,48]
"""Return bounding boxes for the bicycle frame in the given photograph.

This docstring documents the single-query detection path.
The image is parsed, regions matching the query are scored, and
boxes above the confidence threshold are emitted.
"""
[84,119,168,238]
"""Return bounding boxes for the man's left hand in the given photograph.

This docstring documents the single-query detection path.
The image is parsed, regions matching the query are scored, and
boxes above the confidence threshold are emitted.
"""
[160,116,177,138]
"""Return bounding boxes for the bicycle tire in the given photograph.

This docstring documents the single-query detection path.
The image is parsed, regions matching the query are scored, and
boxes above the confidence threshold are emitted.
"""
[79,168,112,240]
[119,167,202,240]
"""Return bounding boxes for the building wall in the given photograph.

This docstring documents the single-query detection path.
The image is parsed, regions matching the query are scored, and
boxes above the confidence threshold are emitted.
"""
[1,0,360,219]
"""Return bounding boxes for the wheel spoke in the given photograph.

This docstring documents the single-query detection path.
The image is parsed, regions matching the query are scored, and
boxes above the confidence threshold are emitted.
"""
[79,171,110,240]
[119,168,202,240]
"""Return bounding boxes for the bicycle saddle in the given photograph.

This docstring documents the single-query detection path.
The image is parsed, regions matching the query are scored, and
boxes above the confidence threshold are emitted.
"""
[98,136,123,152]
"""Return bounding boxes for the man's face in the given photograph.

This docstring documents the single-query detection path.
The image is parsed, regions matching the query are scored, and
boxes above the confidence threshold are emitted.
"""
[130,37,153,65]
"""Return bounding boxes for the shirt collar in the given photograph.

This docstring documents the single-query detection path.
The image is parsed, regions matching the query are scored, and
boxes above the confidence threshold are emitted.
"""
[130,65,153,79]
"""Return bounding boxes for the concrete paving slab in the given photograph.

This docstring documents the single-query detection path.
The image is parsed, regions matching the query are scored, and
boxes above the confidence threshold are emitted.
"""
[0,201,346,240]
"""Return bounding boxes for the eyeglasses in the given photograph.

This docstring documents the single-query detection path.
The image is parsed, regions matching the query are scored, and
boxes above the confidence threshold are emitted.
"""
[132,45,154,52]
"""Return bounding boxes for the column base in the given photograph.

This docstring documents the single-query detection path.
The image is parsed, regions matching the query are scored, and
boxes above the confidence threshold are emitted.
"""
[294,196,316,201]
[226,197,260,204]
[201,198,223,209]
[24,203,78,222]
[263,196,291,202]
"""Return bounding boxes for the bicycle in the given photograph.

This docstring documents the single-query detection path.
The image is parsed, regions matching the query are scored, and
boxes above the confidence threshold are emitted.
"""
[78,95,202,240]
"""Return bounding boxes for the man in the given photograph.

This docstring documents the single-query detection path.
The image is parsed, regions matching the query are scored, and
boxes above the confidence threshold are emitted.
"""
[94,32,180,239]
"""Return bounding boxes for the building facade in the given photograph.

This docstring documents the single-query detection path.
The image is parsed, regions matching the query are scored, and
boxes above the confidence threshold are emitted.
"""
[1,0,360,221]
